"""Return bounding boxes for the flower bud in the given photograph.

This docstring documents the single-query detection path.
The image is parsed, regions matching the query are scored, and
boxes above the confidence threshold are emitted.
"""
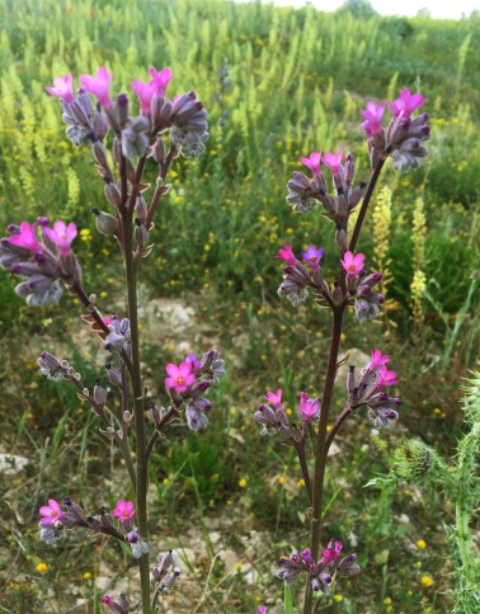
[104,183,122,207]
[92,208,119,235]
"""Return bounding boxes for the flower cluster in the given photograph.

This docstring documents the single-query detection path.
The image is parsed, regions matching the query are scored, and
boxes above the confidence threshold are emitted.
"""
[276,540,360,594]
[164,350,226,430]
[360,88,430,170]
[150,549,182,595]
[103,315,131,354]
[46,66,209,158]
[254,388,320,440]
[286,150,365,236]
[0,219,80,305]
[341,251,384,321]
[276,243,329,306]
[347,349,401,427]
[38,497,149,559]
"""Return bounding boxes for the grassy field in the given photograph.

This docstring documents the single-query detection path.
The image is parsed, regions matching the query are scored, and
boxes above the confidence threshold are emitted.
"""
[0,0,479,612]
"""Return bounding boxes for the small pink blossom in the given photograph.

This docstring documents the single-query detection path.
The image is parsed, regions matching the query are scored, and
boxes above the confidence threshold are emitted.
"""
[45,74,75,104]
[389,88,426,119]
[43,221,77,256]
[322,151,343,176]
[341,251,365,277]
[112,499,136,521]
[257,606,267,614]
[149,66,173,98]
[165,361,195,393]
[38,499,64,526]
[376,364,398,388]
[321,540,343,565]
[276,244,297,265]
[301,245,324,270]
[368,349,390,371]
[131,78,155,114]
[360,101,385,137]
[265,388,283,409]
[79,67,113,109]
[300,151,322,176]
[9,221,43,254]
[298,392,320,422]
[101,595,115,606]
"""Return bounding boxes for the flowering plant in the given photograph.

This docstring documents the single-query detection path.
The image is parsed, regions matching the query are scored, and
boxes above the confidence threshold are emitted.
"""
[0,66,225,612]
[257,88,429,611]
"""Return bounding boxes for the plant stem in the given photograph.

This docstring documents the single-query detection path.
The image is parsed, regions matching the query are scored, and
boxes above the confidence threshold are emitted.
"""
[121,172,151,612]
[304,305,345,613]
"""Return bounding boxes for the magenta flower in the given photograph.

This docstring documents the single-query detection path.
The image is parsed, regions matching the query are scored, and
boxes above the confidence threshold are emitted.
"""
[323,151,343,176]
[321,540,343,565]
[8,221,43,254]
[368,349,390,371]
[112,499,136,521]
[360,101,385,137]
[300,151,322,176]
[265,388,283,409]
[302,245,324,270]
[257,607,268,614]
[79,67,113,109]
[131,78,156,114]
[389,88,426,119]
[165,361,195,393]
[149,66,173,97]
[101,595,115,606]
[38,499,65,526]
[276,244,297,265]
[43,221,77,256]
[298,392,320,422]
[341,251,365,277]
[45,74,75,105]
[376,364,398,388]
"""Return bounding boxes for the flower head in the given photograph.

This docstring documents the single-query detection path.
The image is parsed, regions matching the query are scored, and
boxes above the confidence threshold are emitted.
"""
[79,67,113,109]
[42,221,77,257]
[149,66,173,97]
[322,151,343,176]
[390,88,426,119]
[341,251,365,277]
[112,499,135,521]
[39,499,65,526]
[367,349,390,371]
[8,221,43,254]
[45,74,75,105]
[360,101,385,137]
[276,244,297,265]
[165,361,195,394]
[300,151,322,176]
[321,540,343,565]
[265,388,283,410]
[298,392,320,422]
[376,364,398,388]
[131,78,156,114]
[302,245,324,271]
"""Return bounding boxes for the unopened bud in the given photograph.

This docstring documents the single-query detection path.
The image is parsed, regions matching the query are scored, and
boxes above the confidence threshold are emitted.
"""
[134,219,148,248]
[123,410,133,426]
[151,136,166,163]
[135,197,147,222]
[335,229,348,252]
[92,141,109,168]
[93,112,109,141]
[105,182,122,207]
[105,363,122,387]
[94,380,107,406]
[92,208,119,235]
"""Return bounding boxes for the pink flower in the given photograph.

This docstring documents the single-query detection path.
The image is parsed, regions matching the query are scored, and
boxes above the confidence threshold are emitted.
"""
[360,101,385,136]
[8,221,43,254]
[101,595,115,606]
[376,364,398,388]
[38,499,64,526]
[300,151,322,176]
[298,392,320,422]
[45,74,75,104]
[341,251,365,277]
[43,221,77,256]
[265,388,283,409]
[302,245,324,270]
[131,78,156,114]
[276,244,297,265]
[112,499,136,521]
[79,67,113,109]
[321,540,343,565]
[368,349,390,371]
[149,66,173,98]
[257,607,268,614]
[389,88,426,119]
[322,151,343,176]
[165,361,195,393]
